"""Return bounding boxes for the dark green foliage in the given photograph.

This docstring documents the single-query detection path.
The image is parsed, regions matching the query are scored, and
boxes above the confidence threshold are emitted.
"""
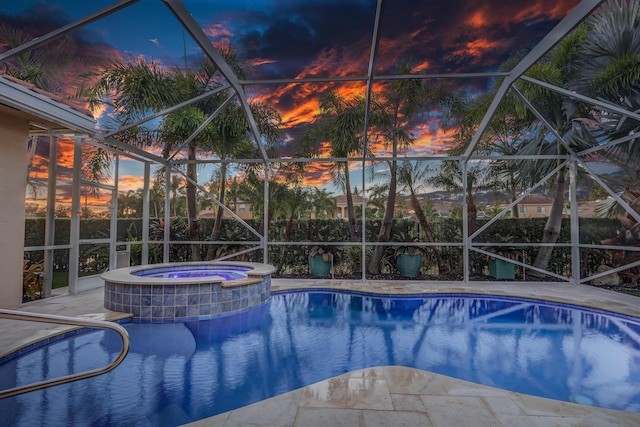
[24,216,623,281]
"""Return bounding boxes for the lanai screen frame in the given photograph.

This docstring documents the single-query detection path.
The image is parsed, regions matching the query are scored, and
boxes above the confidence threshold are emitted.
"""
[5,0,640,291]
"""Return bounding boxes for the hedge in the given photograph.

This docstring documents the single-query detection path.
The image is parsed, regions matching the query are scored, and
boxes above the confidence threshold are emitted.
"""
[24,216,624,281]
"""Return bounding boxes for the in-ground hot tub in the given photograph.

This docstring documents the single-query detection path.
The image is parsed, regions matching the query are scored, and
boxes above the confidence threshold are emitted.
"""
[101,261,275,322]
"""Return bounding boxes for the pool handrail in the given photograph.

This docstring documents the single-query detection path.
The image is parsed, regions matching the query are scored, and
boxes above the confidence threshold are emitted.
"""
[0,309,130,399]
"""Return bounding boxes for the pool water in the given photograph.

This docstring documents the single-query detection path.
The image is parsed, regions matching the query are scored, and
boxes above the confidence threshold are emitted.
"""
[2,291,640,426]
[131,265,250,280]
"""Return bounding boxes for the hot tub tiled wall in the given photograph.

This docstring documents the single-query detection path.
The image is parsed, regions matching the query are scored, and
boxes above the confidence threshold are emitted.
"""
[104,276,271,322]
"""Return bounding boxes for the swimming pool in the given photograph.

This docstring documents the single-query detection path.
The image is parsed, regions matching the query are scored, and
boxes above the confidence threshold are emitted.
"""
[1,290,639,426]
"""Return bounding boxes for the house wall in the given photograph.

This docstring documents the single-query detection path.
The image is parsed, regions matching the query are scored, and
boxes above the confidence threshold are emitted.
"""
[0,113,28,308]
[518,203,551,218]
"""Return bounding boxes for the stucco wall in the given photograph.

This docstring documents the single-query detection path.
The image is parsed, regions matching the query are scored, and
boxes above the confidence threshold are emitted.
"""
[0,114,28,308]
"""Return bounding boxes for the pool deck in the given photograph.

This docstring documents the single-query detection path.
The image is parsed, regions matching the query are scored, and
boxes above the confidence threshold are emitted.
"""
[3,279,640,426]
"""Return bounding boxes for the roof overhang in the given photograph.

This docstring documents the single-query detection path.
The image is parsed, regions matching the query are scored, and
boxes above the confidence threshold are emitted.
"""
[0,76,96,135]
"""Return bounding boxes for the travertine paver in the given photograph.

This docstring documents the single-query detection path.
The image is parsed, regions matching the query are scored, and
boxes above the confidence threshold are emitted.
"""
[294,407,362,427]
[362,409,433,427]
[420,395,499,427]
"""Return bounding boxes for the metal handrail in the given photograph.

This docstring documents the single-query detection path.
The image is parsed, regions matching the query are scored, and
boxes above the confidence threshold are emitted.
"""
[0,309,130,399]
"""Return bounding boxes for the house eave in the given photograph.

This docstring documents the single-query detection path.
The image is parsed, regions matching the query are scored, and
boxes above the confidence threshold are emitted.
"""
[0,76,96,135]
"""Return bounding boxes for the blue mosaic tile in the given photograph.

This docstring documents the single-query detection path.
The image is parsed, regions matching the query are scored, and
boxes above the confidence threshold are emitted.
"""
[210,303,221,315]
[163,306,174,318]
[151,306,163,318]
[140,306,152,318]
[103,271,270,322]
[187,305,199,318]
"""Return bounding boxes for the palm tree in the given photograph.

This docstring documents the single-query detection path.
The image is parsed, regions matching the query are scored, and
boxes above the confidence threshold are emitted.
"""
[516,25,598,276]
[308,188,337,219]
[276,185,312,271]
[429,157,488,235]
[581,0,640,282]
[203,101,282,260]
[456,90,528,218]
[368,61,450,274]
[237,170,287,233]
[310,91,371,241]
[0,23,79,94]
[88,49,281,261]
[398,161,447,273]
[366,183,388,219]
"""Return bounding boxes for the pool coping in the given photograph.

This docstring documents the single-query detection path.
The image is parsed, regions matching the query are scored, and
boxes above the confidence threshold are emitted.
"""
[100,260,276,284]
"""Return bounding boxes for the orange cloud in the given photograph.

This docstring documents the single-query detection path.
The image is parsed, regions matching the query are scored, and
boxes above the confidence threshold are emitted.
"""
[253,80,367,127]
[250,58,277,66]
[467,10,489,28]
[515,2,574,22]
[452,38,501,61]
[302,161,333,187]
[204,23,233,39]
[117,175,145,193]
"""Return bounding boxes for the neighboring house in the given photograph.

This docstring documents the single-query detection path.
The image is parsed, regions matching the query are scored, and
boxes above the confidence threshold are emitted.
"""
[199,200,254,220]
[333,194,366,219]
[516,194,554,218]
[512,195,599,218]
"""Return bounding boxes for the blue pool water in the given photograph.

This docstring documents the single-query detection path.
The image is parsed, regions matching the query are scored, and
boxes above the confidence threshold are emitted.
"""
[131,265,250,280]
[1,291,640,426]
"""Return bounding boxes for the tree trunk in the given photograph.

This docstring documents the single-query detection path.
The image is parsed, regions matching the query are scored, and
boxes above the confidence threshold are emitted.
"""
[186,141,201,261]
[279,214,295,273]
[343,162,358,241]
[368,160,397,274]
[410,193,447,274]
[467,196,477,236]
[511,194,519,218]
[530,167,565,277]
[206,162,228,260]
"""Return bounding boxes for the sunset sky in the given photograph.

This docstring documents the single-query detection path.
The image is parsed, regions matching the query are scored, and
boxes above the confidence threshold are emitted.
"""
[3,0,584,205]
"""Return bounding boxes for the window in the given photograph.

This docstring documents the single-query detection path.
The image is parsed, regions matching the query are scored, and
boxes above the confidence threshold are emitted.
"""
[239,204,245,212]
[518,206,527,214]
[537,207,546,214]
